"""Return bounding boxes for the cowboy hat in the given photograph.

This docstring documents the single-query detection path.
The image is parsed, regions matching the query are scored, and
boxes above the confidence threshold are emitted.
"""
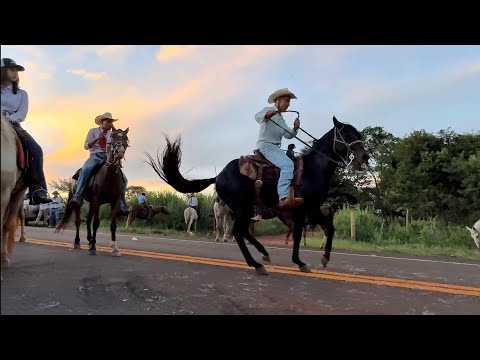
[267,88,297,104]
[95,112,118,125]
[1,58,25,71]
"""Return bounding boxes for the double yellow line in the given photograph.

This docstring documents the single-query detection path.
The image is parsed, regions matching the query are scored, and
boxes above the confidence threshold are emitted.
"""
[26,239,480,297]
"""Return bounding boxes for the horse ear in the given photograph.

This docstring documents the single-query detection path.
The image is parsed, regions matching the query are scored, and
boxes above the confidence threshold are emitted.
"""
[124,127,129,134]
[333,116,342,128]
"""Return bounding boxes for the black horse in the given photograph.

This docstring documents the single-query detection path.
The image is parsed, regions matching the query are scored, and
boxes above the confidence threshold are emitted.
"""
[147,117,370,275]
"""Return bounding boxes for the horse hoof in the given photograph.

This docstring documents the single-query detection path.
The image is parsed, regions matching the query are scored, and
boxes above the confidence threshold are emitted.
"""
[223,239,227,243]
[321,256,329,268]
[262,255,271,262]
[299,265,311,273]
[215,238,220,242]
[89,249,96,256]
[19,236,26,242]
[73,243,81,249]
[111,251,121,257]
[255,266,269,275]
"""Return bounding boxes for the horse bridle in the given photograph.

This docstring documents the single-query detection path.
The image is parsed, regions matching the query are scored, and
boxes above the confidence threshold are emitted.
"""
[106,136,130,170]
[268,110,365,168]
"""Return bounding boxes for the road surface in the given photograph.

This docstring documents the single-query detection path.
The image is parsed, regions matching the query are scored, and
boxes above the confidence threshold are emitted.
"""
[1,227,479,314]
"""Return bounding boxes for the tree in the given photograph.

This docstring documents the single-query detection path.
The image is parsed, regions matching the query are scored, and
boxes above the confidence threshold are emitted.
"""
[48,178,72,196]
[126,186,147,202]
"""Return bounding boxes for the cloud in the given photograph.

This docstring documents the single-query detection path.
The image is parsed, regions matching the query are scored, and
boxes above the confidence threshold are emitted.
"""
[156,45,199,62]
[0,45,47,58]
[67,69,109,80]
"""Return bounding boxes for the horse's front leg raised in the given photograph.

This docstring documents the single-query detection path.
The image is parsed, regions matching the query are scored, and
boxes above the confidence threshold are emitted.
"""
[110,201,121,257]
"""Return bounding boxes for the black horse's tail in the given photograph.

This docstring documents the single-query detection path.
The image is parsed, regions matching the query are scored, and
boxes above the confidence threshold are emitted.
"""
[55,199,77,232]
[146,135,216,194]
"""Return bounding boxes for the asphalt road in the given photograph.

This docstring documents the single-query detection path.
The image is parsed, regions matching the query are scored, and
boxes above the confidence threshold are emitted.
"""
[1,227,479,315]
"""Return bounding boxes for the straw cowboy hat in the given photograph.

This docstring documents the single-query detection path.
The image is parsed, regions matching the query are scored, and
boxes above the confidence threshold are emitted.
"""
[267,88,297,104]
[95,112,118,125]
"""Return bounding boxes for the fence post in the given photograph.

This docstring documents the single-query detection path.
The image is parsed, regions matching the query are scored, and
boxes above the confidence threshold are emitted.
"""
[406,209,409,229]
[351,211,356,241]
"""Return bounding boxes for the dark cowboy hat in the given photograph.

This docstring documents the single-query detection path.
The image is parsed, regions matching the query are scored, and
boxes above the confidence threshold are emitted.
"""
[1,58,25,71]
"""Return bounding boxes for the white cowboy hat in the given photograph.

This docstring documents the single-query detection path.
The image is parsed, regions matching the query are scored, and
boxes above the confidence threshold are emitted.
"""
[95,112,118,125]
[267,88,297,104]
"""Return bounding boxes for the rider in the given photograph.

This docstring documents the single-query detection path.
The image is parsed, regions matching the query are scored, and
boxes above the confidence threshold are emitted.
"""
[187,193,200,220]
[137,192,152,221]
[286,143,296,161]
[252,88,304,221]
[70,112,129,215]
[1,57,52,205]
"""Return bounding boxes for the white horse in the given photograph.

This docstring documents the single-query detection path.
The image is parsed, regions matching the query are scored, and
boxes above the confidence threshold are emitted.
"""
[184,207,198,235]
[466,219,480,249]
[1,115,27,277]
[213,199,234,242]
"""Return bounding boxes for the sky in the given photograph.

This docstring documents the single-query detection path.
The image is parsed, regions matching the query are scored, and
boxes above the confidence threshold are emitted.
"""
[1,45,479,196]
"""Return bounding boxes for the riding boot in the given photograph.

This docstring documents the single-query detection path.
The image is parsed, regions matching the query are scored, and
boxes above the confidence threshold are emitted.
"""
[28,165,52,205]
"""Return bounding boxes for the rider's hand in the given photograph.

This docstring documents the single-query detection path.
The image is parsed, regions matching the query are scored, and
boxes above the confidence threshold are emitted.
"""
[293,118,300,129]
[98,131,106,140]
[264,110,278,120]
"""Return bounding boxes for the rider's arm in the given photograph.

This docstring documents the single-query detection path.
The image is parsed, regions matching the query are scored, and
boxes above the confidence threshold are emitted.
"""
[84,129,102,150]
[255,106,275,124]
[279,117,299,139]
[7,90,29,123]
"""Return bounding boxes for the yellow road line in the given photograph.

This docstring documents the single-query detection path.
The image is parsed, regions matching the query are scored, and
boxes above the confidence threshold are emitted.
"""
[26,239,480,297]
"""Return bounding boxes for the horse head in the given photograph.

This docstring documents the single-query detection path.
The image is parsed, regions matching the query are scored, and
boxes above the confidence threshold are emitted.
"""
[313,116,370,171]
[107,127,130,166]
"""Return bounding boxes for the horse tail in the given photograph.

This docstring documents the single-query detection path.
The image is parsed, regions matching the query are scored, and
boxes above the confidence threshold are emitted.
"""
[55,200,76,232]
[145,135,216,194]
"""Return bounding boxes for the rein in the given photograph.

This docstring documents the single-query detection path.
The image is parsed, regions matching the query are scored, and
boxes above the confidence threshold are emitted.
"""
[267,110,364,168]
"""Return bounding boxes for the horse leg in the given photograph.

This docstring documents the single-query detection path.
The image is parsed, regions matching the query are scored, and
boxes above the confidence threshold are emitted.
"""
[291,212,310,272]
[321,224,335,268]
[303,225,307,247]
[243,231,271,263]
[90,210,100,256]
[85,204,97,255]
[233,213,268,275]
[19,205,26,242]
[110,201,121,257]
[73,206,81,249]
[215,214,221,242]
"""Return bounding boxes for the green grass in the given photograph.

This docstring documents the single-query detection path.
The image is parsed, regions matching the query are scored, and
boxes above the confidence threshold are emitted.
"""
[302,235,480,260]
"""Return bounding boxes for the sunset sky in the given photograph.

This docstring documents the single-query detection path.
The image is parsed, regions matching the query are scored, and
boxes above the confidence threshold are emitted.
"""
[2,45,479,196]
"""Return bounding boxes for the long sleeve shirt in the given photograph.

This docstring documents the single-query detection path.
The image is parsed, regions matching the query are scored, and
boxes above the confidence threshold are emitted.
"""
[84,127,112,155]
[1,85,29,123]
[255,105,298,148]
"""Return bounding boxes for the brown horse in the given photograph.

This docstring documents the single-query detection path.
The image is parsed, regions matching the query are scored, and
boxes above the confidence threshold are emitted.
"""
[125,204,169,229]
[56,128,130,256]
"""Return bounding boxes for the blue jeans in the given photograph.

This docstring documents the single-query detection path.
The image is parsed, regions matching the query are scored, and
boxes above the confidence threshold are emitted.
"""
[74,153,128,198]
[258,142,294,200]
[50,207,60,227]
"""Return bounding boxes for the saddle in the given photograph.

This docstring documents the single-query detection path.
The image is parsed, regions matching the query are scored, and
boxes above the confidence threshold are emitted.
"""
[238,149,304,210]
[72,161,126,189]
